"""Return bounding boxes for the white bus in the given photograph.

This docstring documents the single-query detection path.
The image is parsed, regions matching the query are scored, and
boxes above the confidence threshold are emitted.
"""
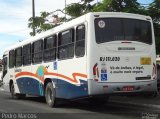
[2,12,157,107]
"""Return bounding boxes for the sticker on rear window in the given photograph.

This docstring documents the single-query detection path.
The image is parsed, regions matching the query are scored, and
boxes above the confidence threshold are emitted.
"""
[98,20,105,28]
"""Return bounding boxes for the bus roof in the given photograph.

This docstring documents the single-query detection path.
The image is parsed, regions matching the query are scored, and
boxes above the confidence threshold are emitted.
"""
[4,12,152,53]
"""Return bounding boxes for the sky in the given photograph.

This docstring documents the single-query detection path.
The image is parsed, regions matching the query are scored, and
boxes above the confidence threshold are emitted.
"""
[0,0,153,58]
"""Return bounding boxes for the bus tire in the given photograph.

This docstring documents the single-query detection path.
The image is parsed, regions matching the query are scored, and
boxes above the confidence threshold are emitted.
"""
[45,82,56,107]
[10,83,16,99]
[10,83,26,99]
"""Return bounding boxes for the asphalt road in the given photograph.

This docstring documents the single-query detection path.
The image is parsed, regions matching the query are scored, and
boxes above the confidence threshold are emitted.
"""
[0,88,159,119]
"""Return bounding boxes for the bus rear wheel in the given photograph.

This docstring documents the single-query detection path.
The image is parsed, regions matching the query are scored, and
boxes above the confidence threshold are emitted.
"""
[10,83,16,99]
[45,82,56,107]
[10,83,26,99]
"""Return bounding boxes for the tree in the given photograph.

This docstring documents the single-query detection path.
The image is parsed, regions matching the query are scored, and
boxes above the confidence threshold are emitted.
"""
[147,0,160,23]
[147,0,160,54]
[93,0,141,13]
[65,0,94,18]
[65,3,84,18]
[28,11,65,36]
[28,12,54,36]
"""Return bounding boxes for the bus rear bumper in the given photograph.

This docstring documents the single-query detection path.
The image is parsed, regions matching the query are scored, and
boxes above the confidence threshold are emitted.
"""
[88,79,157,96]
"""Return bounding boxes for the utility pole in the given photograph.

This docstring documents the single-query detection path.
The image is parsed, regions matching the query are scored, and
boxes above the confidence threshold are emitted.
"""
[32,0,36,36]
[65,0,66,22]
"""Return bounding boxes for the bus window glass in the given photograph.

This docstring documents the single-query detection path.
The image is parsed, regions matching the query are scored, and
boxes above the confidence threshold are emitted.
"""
[44,35,57,61]
[75,25,85,57]
[58,29,74,60]
[32,40,43,63]
[2,57,7,78]
[15,47,22,67]
[23,44,31,65]
[0,65,2,72]
[94,18,152,44]
[59,29,74,45]
[9,50,15,68]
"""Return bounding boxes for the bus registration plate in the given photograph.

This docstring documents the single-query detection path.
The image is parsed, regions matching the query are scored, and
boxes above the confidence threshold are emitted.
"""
[122,86,135,91]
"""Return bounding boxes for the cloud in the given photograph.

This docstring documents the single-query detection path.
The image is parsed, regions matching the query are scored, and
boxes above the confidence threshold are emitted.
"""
[0,0,81,37]
[0,1,31,37]
[0,33,26,57]
[0,0,81,57]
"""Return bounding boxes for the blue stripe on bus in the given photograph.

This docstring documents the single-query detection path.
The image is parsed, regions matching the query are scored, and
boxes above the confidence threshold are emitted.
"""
[16,77,44,96]
[54,79,88,99]
[16,77,88,99]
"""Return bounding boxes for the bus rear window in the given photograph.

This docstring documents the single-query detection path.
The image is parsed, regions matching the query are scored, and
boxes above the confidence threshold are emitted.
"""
[94,18,152,44]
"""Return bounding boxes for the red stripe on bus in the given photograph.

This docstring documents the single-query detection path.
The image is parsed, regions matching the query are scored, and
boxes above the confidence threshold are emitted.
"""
[15,72,38,78]
[46,72,87,83]
[15,72,87,84]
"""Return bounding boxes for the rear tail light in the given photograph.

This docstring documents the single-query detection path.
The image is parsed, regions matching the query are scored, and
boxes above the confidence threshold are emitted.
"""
[93,63,97,75]
[93,63,99,82]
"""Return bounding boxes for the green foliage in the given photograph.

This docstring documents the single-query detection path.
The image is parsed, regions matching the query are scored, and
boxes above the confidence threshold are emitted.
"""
[65,0,94,18]
[93,0,141,12]
[65,3,84,18]
[112,0,140,12]
[147,0,160,54]
[92,0,112,12]
[28,12,54,36]
[156,36,160,54]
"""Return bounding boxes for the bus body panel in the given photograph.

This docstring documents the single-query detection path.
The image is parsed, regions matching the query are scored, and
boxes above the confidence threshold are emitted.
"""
[56,57,88,99]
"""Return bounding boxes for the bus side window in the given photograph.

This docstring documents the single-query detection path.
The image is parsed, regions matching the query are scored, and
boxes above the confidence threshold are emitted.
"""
[0,64,2,72]
[15,47,22,67]
[44,35,57,62]
[9,50,15,68]
[23,44,31,66]
[75,25,85,57]
[32,40,43,64]
[58,29,74,60]
[2,57,7,78]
